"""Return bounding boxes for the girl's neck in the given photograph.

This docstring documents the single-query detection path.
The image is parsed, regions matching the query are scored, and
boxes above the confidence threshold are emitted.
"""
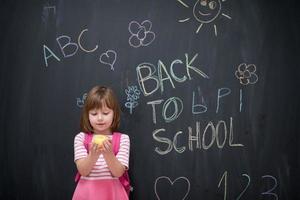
[93,130,112,135]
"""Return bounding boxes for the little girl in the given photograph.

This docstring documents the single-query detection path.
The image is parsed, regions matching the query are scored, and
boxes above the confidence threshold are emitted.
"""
[72,86,130,200]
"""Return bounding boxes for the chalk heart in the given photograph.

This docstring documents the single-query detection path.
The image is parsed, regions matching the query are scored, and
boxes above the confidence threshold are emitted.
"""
[99,50,116,70]
[154,176,190,200]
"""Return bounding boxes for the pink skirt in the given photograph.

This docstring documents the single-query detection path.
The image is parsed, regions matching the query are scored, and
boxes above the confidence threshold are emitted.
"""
[72,179,128,200]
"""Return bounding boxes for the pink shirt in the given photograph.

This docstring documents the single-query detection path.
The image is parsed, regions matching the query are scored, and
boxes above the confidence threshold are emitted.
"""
[74,132,130,180]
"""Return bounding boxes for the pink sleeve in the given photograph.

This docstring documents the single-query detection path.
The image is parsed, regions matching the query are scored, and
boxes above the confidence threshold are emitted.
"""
[116,134,130,169]
[74,132,88,162]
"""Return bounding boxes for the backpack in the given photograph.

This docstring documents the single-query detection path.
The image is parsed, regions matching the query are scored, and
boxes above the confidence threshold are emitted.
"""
[74,132,132,196]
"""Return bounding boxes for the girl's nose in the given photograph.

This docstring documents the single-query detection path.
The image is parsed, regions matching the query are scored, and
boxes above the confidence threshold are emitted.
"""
[98,114,103,120]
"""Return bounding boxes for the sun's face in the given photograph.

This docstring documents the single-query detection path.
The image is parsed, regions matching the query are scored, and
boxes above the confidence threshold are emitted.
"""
[193,0,221,23]
[177,0,231,36]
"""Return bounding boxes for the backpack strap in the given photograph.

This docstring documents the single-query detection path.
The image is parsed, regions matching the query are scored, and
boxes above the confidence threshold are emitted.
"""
[112,132,121,154]
[112,132,132,195]
[75,132,93,182]
[84,132,93,152]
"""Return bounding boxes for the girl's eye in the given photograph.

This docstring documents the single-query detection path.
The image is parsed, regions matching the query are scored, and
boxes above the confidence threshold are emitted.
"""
[103,112,109,115]
[90,112,97,116]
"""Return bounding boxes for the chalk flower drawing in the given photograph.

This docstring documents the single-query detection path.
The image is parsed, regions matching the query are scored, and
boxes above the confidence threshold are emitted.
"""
[128,20,156,48]
[177,0,231,36]
[125,86,141,114]
[235,63,258,85]
[76,93,87,108]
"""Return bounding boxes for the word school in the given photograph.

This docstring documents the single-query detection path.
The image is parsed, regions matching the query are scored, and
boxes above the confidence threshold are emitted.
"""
[153,117,244,155]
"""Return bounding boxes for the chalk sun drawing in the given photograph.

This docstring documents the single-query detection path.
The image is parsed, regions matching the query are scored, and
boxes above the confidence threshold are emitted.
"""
[128,20,156,48]
[177,0,231,36]
[125,85,141,114]
[154,176,190,200]
[235,63,258,85]
[99,50,117,70]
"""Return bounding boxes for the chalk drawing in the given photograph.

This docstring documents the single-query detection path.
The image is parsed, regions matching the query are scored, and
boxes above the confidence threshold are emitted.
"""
[261,175,278,200]
[154,176,190,200]
[125,85,141,114]
[218,172,278,200]
[42,4,56,25]
[235,63,258,85]
[76,93,87,108]
[236,174,250,200]
[128,20,156,48]
[43,44,61,67]
[177,0,231,36]
[99,50,117,70]
[192,86,208,114]
[218,171,228,200]
[136,53,209,97]
[78,29,99,53]
[56,35,79,58]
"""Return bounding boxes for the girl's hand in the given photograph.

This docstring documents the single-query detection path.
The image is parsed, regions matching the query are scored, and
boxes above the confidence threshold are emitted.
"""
[89,143,102,158]
[100,139,113,155]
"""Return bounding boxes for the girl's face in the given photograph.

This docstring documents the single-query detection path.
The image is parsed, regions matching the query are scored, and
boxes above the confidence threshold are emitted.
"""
[88,105,114,135]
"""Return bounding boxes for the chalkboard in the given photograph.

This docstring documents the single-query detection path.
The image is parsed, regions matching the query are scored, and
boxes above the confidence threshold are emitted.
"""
[1,0,299,199]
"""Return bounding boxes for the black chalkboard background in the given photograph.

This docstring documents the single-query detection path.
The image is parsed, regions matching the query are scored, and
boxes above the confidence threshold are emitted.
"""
[1,0,299,199]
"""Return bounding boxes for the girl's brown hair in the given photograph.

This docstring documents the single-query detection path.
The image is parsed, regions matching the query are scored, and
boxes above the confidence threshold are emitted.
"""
[80,86,121,133]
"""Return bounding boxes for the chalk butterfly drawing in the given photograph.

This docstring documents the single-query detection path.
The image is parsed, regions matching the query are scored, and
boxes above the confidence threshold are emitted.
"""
[154,176,190,200]
[235,63,258,85]
[177,0,231,36]
[128,20,156,48]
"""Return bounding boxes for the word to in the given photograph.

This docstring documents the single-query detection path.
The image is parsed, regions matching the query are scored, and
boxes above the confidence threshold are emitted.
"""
[147,87,243,124]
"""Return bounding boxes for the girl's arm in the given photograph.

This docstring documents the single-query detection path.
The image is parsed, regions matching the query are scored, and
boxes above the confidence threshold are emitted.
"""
[101,140,126,178]
[75,143,101,176]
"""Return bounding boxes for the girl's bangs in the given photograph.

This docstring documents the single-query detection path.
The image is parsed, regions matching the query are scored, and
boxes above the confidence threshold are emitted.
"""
[87,94,113,110]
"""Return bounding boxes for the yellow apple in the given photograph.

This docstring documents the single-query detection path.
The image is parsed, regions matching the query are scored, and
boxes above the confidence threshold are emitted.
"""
[92,135,108,147]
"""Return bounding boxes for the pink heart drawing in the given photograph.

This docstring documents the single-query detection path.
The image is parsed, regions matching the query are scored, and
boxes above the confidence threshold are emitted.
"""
[99,50,117,70]
[154,176,190,200]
